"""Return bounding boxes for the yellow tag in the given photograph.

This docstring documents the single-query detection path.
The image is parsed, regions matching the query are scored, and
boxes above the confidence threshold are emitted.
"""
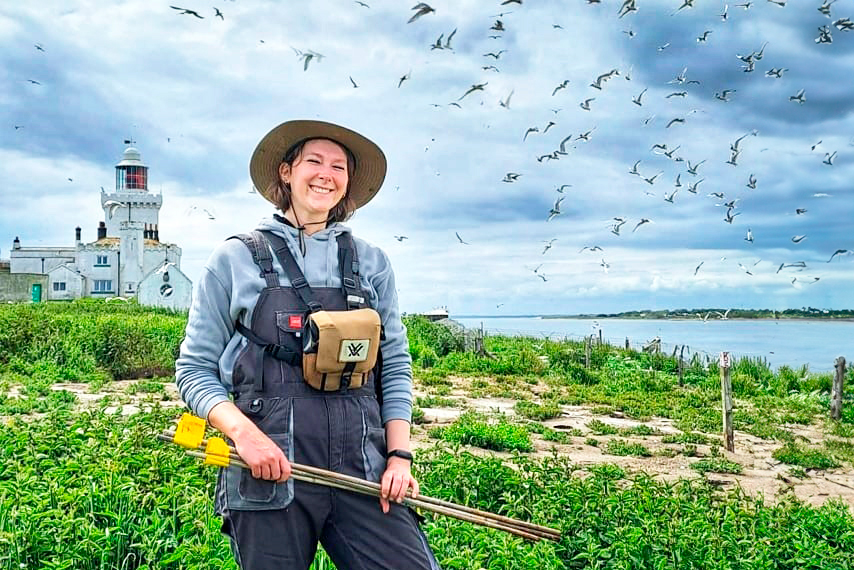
[173,413,206,449]
[204,437,231,467]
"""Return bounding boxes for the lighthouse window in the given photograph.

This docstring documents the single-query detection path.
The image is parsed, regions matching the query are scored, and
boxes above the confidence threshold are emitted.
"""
[95,255,109,266]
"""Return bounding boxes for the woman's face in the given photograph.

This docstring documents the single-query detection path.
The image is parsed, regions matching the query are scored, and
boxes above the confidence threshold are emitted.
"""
[279,138,349,221]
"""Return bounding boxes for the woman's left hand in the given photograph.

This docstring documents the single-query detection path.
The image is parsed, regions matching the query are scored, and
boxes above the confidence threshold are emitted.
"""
[379,456,419,513]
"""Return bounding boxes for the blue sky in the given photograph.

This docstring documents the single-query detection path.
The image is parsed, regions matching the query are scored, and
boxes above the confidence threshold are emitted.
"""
[1,0,852,315]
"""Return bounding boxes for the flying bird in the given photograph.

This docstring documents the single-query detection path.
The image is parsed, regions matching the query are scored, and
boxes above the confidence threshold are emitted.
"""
[458,82,487,101]
[293,49,324,71]
[34,43,45,52]
[408,3,435,23]
[542,238,557,254]
[666,117,685,128]
[170,5,204,18]
[580,98,594,110]
[398,70,411,88]
[789,89,806,104]
[827,249,850,262]
[632,218,651,232]
[499,89,514,109]
[455,232,469,245]
[792,235,807,243]
[552,80,570,96]
[694,261,704,275]
[214,7,224,19]
[823,151,837,165]
[393,235,408,242]
[349,76,359,88]
[632,88,647,106]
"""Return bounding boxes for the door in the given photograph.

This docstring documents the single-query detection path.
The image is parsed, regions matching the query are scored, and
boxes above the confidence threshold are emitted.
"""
[31,283,42,302]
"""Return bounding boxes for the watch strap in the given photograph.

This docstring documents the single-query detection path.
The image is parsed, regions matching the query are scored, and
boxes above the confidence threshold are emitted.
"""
[386,448,413,462]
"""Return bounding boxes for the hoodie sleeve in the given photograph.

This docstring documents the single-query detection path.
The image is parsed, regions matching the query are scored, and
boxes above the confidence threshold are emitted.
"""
[362,244,413,425]
[175,244,239,421]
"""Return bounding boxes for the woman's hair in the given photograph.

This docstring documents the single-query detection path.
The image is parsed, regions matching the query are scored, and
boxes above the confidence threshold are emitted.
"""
[266,137,358,223]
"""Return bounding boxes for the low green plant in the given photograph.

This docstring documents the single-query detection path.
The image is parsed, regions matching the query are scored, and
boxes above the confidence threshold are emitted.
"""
[586,418,619,435]
[428,411,533,452]
[605,439,651,457]
[514,400,561,421]
[662,431,716,445]
[585,437,600,447]
[772,442,840,470]
[691,457,743,474]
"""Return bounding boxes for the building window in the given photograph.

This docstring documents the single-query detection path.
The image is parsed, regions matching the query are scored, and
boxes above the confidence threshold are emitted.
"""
[93,280,113,293]
[53,282,66,292]
[95,255,109,267]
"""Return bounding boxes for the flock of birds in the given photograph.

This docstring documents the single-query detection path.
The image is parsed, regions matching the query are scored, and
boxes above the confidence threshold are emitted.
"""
[10,0,853,310]
[385,0,853,296]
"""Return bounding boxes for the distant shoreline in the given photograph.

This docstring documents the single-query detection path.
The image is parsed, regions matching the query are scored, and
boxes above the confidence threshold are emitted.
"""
[454,315,854,323]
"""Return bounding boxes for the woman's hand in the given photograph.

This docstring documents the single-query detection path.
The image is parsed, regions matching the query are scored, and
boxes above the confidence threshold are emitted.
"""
[379,456,419,513]
[208,401,291,482]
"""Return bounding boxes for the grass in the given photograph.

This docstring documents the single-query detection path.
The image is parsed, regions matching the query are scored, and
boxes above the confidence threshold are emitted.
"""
[2,305,854,568]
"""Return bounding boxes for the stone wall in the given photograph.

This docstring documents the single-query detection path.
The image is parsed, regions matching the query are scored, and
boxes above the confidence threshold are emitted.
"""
[0,271,49,302]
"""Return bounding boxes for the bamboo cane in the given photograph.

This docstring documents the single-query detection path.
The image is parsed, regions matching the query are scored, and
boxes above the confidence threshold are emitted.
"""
[159,430,561,542]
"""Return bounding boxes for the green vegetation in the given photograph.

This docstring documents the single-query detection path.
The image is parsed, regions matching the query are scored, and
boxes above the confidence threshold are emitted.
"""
[546,307,854,320]
[1,305,853,568]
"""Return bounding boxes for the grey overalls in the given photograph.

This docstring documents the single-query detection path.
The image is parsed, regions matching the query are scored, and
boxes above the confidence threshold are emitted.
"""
[214,229,440,570]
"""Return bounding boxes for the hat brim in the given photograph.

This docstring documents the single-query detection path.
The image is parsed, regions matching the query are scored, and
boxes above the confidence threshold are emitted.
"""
[250,120,387,211]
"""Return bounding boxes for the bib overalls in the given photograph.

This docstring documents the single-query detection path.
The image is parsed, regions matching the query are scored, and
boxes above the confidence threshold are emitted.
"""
[214,230,440,570]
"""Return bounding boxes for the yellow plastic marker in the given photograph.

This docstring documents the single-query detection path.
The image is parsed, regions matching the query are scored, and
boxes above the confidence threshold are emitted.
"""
[173,413,206,449]
[204,436,232,467]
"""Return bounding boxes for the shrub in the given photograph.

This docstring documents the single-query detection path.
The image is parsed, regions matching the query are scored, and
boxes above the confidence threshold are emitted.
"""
[773,442,840,470]
[428,411,533,452]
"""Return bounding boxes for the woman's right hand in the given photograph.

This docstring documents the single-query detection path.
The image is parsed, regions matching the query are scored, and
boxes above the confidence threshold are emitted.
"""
[207,401,292,482]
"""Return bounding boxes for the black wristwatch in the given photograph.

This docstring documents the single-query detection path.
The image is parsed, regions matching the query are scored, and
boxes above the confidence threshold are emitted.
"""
[386,449,413,463]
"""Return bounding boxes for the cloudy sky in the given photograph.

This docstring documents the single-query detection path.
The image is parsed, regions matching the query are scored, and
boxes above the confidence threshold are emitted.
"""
[1,0,852,316]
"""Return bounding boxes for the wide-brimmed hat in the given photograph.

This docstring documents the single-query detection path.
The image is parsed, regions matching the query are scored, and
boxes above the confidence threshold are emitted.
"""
[249,119,387,210]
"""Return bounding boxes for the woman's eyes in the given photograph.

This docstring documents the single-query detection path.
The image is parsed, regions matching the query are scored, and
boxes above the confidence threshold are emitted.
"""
[306,158,344,171]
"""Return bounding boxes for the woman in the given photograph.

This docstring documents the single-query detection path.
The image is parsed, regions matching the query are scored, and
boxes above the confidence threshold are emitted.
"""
[176,120,440,569]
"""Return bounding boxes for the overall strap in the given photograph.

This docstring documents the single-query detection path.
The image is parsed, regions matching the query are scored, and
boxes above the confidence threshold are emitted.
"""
[260,230,323,313]
[336,233,367,310]
[227,232,279,288]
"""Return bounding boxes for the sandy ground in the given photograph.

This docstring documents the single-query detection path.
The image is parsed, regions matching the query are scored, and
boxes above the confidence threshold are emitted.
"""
[20,376,854,512]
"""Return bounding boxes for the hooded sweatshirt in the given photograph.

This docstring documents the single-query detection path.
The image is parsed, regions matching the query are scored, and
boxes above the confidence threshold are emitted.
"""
[175,216,413,425]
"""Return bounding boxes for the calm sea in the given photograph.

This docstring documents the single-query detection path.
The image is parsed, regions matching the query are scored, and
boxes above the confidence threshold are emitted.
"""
[454,316,853,373]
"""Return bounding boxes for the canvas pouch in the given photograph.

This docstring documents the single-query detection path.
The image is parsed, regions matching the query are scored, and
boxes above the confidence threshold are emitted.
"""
[302,308,381,391]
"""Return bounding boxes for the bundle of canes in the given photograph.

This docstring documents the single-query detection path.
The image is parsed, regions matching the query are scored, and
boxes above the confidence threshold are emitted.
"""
[159,429,561,542]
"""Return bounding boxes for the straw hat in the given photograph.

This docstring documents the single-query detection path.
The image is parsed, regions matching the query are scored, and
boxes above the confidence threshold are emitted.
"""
[249,119,387,210]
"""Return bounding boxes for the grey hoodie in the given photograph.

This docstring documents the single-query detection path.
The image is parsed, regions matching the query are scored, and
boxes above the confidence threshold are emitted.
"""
[175,216,413,425]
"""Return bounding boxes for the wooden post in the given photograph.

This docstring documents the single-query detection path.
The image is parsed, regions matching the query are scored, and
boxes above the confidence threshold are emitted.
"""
[625,337,630,350]
[678,345,685,387]
[598,328,603,346]
[831,356,847,421]
[584,336,591,369]
[720,352,734,452]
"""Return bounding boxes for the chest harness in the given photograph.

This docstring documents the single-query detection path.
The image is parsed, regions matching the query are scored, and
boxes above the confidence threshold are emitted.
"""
[229,230,384,402]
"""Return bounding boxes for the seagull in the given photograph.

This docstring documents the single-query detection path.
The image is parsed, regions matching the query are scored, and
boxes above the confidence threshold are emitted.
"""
[657,42,671,52]
[214,7,224,19]
[811,140,822,151]
[393,235,408,242]
[686,159,706,175]
[611,217,627,235]
[818,0,836,18]
[629,160,641,175]
[547,197,564,222]
[666,117,685,129]
[823,151,836,165]
[745,228,754,243]
[666,91,687,99]
[458,82,487,101]
[538,273,548,282]
[104,200,123,218]
[483,50,507,59]
[792,235,807,243]
[580,98,595,110]
[664,146,681,160]
[716,309,733,320]
[499,89,514,109]
[552,80,570,96]
[398,70,411,88]
[632,218,651,232]
[408,3,435,23]
[738,263,753,276]
[672,0,695,15]
[170,5,204,18]
[643,172,663,185]
[789,89,806,104]
[293,49,324,71]
[746,174,757,189]
[444,28,457,50]
[490,19,505,32]
[590,69,619,90]
[715,89,736,102]
[34,43,45,52]
[697,30,712,42]
[26,79,41,85]
[555,184,573,193]
[828,249,850,262]
[663,188,679,203]
[600,258,610,273]
[430,33,445,50]
[765,68,788,79]
[796,208,807,215]
[632,88,647,106]
[579,245,603,253]
[694,261,704,275]
[687,179,704,194]
[455,232,469,245]
[674,173,682,187]
[523,126,539,141]
[720,4,729,20]
[502,172,521,183]
[724,209,740,224]
[557,134,574,154]
[542,238,557,254]
[355,1,370,6]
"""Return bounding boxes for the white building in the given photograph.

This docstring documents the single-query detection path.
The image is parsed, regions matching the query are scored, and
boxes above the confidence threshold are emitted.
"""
[1,146,192,309]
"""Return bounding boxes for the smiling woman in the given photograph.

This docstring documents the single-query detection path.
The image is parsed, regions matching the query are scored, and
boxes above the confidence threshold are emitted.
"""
[175,119,440,569]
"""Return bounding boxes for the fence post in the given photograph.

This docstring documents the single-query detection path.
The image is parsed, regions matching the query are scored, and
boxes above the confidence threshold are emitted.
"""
[598,328,603,346]
[585,336,591,369]
[625,337,630,350]
[831,356,847,421]
[720,351,734,452]
[678,345,685,387]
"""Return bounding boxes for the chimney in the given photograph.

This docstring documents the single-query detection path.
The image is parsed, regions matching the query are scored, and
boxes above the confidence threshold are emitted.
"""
[154,224,159,242]
[97,222,107,240]
[12,236,21,250]
[75,226,82,244]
